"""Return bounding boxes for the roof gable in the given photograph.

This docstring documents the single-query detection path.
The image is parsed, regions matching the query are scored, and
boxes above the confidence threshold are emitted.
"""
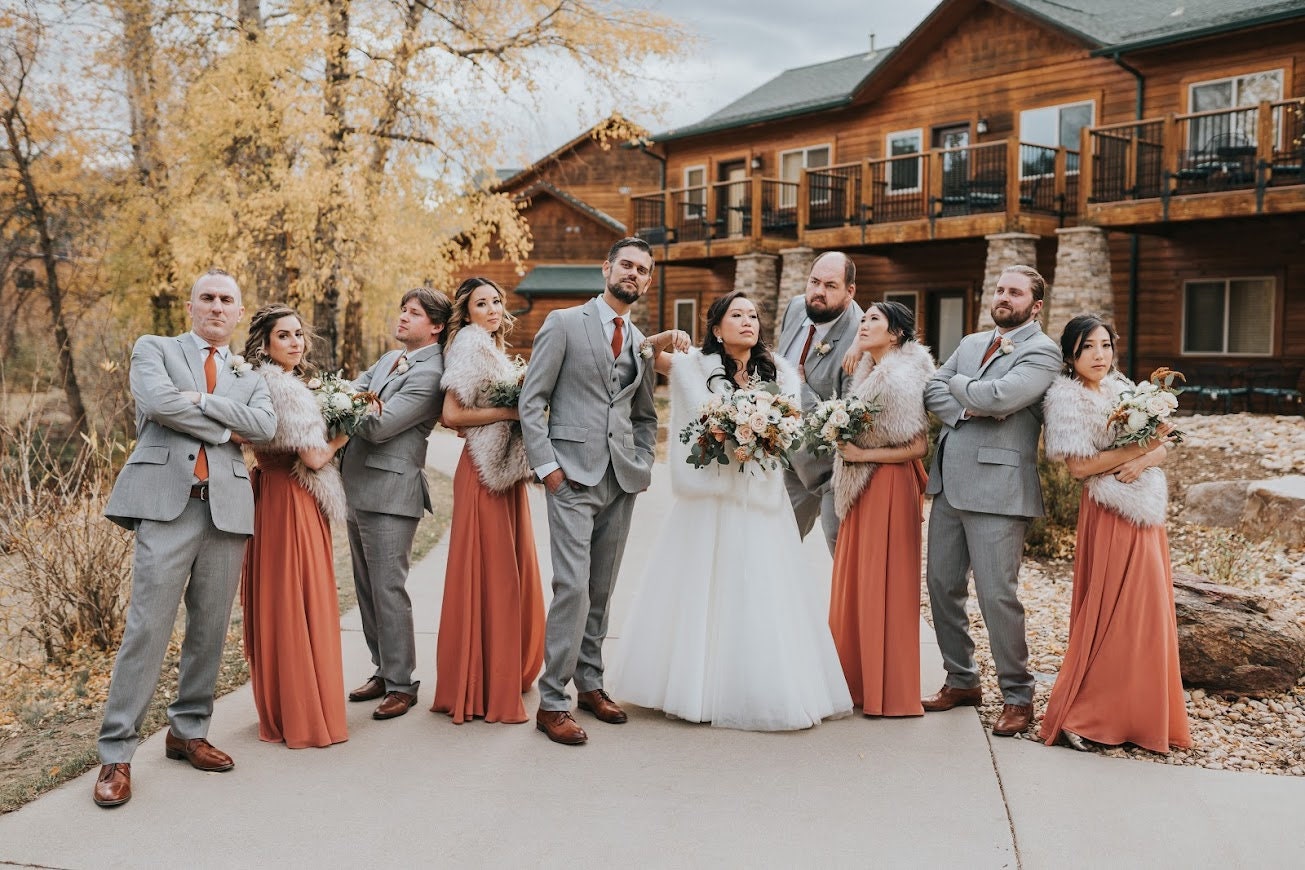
[516,181,626,234]
[1004,0,1305,52]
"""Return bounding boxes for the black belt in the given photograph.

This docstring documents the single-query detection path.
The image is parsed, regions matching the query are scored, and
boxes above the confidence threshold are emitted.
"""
[189,483,210,501]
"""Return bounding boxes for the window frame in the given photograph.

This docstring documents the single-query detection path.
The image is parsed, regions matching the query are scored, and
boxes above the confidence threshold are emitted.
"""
[674,298,697,344]
[1180,275,1276,357]
[884,128,924,194]
[682,165,707,219]
[1018,100,1095,179]
[1186,68,1285,152]
[778,143,832,208]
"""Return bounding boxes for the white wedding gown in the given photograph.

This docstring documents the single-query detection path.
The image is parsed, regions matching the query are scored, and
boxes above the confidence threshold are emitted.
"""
[611,350,852,731]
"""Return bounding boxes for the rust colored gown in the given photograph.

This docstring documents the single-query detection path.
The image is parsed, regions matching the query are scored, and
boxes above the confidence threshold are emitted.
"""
[241,451,348,748]
[828,460,929,717]
[431,448,545,724]
[1039,493,1192,753]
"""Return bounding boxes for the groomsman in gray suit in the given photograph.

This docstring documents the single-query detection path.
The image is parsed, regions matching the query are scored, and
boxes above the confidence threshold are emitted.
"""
[520,237,659,745]
[341,287,449,720]
[95,269,276,807]
[778,251,862,554]
[922,264,1061,738]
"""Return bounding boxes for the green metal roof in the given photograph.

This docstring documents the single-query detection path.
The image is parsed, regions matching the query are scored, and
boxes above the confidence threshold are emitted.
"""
[513,265,605,297]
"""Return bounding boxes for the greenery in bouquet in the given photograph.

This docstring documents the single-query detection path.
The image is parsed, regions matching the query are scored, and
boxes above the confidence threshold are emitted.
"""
[308,371,377,436]
[1108,367,1184,447]
[678,379,802,472]
[799,396,883,457]
[482,356,528,408]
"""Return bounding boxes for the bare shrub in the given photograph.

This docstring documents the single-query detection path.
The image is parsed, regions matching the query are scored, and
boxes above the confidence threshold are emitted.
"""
[1025,449,1081,560]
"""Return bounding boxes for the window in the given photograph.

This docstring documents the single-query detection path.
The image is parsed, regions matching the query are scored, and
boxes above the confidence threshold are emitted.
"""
[778,145,830,207]
[1182,277,1274,355]
[885,130,922,193]
[1019,101,1094,176]
[883,291,918,317]
[1188,69,1283,151]
[683,165,706,220]
[674,298,697,343]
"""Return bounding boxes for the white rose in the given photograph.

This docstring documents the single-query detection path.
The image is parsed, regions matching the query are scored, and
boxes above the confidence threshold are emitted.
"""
[331,393,353,411]
[1162,392,1179,409]
[754,392,774,409]
[306,377,323,390]
[1126,409,1148,432]
[736,424,754,443]
[749,412,769,432]
[1145,396,1170,416]
[1134,381,1156,395]
[830,409,851,428]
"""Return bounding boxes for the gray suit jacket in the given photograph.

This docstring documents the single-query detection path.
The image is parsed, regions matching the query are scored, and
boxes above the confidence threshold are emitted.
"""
[104,334,276,534]
[519,297,657,492]
[340,343,445,518]
[778,295,863,493]
[924,324,1061,517]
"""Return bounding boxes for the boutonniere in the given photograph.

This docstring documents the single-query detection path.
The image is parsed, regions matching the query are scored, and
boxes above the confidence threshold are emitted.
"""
[229,354,253,377]
[814,341,833,357]
[999,337,1014,356]
[395,354,410,375]
[639,338,655,360]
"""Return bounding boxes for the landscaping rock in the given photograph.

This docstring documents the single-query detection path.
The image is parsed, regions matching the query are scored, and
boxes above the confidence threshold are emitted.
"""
[1181,479,1251,528]
[1240,476,1305,549]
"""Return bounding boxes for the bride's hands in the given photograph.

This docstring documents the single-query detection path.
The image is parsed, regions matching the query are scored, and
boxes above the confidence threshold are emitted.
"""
[841,345,864,376]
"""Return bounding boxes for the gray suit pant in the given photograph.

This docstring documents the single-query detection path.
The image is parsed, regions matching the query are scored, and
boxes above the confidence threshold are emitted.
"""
[98,498,245,763]
[348,508,420,695]
[539,464,637,711]
[925,489,1034,706]
[783,469,839,556]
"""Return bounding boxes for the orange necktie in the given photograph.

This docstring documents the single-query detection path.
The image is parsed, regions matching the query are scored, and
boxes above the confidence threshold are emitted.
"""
[981,334,1004,365]
[797,324,817,365]
[611,317,624,358]
[194,346,218,481]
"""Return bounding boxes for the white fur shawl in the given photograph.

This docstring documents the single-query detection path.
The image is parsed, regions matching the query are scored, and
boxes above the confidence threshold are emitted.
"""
[441,324,532,493]
[668,349,799,508]
[1043,373,1168,527]
[831,342,935,520]
[252,364,346,523]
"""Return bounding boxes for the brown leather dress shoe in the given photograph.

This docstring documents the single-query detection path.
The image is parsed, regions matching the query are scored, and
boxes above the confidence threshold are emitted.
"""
[93,763,131,807]
[536,710,588,745]
[921,685,983,712]
[165,732,235,771]
[992,704,1033,737]
[373,691,418,720]
[348,676,386,702]
[577,689,628,724]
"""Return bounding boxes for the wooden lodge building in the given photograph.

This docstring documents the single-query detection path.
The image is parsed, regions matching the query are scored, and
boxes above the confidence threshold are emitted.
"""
[459,0,1305,406]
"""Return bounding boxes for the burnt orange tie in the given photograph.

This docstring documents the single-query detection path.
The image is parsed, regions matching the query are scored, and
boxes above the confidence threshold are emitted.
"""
[981,334,1004,365]
[797,324,817,366]
[194,346,218,481]
[611,317,624,358]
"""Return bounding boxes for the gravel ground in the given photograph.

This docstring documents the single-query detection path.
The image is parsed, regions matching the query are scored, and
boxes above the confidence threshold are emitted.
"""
[922,413,1305,774]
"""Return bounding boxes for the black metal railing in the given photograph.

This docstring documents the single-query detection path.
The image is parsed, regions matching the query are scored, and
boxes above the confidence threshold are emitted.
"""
[631,194,667,245]
[761,180,799,238]
[934,141,1007,216]
[806,164,862,229]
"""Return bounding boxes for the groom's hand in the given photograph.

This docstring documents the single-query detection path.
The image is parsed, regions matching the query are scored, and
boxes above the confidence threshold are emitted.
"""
[543,469,567,494]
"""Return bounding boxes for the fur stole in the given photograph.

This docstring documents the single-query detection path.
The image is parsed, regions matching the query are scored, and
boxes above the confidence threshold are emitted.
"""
[252,364,346,524]
[441,324,532,493]
[1043,373,1168,527]
[831,342,935,520]
[668,349,799,506]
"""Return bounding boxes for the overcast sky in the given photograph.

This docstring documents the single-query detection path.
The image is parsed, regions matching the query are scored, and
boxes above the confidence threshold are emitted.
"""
[500,0,941,164]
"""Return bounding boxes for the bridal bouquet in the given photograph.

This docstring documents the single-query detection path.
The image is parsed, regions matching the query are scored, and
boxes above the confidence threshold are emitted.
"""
[679,379,802,472]
[1107,367,1184,447]
[799,396,883,457]
[308,372,378,436]
[481,356,528,408]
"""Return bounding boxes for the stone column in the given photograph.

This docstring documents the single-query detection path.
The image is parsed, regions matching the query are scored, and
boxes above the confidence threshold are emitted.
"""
[733,252,780,340]
[1048,226,1113,345]
[775,246,816,345]
[979,232,1041,331]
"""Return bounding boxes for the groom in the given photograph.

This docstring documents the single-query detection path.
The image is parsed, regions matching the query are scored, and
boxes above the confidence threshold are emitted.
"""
[520,237,659,745]
[922,264,1061,737]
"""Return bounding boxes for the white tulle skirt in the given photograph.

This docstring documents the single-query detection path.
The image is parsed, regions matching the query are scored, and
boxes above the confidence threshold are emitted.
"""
[611,470,852,731]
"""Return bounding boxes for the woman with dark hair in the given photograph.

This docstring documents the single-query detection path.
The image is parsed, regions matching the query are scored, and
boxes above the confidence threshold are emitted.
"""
[1038,313,1190,753]
[240,303,350,748]
[613,291,852,731]
[431,277,545,724]
[828,301,935,717]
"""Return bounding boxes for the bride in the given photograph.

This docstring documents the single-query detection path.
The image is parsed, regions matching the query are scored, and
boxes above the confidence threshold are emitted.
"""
[613,291,852,731]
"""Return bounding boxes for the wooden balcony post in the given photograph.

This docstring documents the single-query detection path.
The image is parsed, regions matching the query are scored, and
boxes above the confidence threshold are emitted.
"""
[1162,113,1179,182]
[751,174,763,241]
[1256,99,1275,167]
[927,151,943,220]
[797,169,811,235]
[1006,139,1021,223]
[626,195,636,237]
[1125,129,1139,198]
[1053,145,1068,208]
[663,188,674,239]
[705,180,718,239]
[863,158,875,224]
[1078,126,1093,214]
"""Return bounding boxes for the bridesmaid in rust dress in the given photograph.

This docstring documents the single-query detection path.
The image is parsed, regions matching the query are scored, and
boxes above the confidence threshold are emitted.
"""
[828,301,934,717]
[431,278,545,724]
[1038,314,1190,753]
[240,304,350,748]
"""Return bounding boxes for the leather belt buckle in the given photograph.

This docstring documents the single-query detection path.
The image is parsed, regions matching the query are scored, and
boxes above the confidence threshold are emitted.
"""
[190,483,209,501]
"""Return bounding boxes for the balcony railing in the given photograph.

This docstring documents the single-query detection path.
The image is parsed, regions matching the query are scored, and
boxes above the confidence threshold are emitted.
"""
[1084,98,1305,205]
[630,176,798,247]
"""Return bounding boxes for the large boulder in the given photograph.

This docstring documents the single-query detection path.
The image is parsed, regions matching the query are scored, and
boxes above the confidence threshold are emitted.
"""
[1173,571,1305,698]
[1241,476,1305,549]
[1180,480,1250,528]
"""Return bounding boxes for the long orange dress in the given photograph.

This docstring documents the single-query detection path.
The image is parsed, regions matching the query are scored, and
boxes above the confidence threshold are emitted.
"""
[829,459,928,716]
[431,448,545,724]
[241,451,348,748]
[1039,494,1192,753]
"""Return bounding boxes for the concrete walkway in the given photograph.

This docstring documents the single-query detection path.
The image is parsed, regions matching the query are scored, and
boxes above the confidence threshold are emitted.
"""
[2,431,1304,868]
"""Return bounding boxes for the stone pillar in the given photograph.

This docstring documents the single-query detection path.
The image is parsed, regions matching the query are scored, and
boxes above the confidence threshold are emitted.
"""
[1048,226,1114,345]
[979,232,1041,331]
[775,247,816,345]
[733,252,780,340]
